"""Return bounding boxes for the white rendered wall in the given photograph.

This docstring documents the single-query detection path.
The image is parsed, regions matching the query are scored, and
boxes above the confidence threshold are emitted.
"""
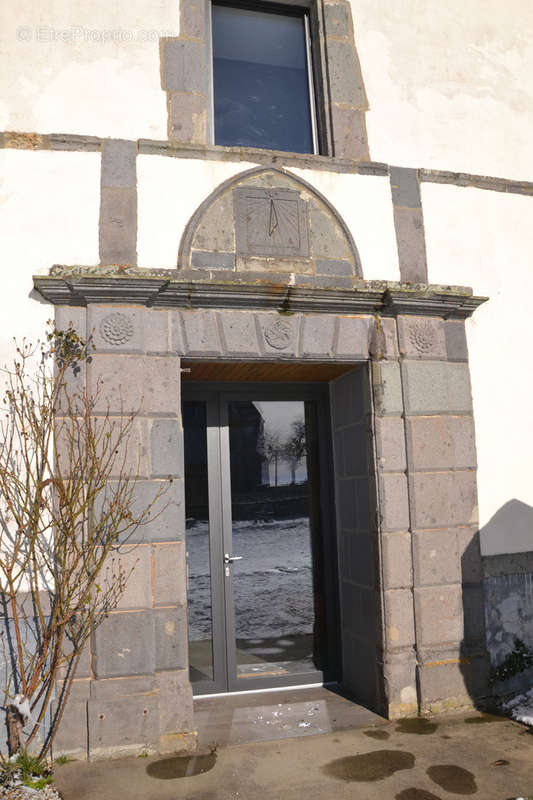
[352,0,533,180]
[0,149,100,369]
[292,169,400,281]
[0,0,177,139]
[2,0,533,184]
[422,183,533,556]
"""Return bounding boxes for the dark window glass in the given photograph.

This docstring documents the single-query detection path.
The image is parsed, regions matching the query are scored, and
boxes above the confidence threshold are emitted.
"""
[212,4,315,154]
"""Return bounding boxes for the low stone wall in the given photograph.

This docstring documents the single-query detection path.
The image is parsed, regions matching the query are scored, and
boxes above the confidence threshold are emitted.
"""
[483,552,533,694]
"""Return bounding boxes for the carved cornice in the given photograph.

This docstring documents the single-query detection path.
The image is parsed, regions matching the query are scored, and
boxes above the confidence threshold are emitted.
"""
[33,267,488,319]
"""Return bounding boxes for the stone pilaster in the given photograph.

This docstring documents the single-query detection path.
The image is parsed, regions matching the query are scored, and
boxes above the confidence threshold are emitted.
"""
[52,305,193,760]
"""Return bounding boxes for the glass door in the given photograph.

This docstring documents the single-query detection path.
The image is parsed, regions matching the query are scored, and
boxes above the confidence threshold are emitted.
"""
[183,385,337,695]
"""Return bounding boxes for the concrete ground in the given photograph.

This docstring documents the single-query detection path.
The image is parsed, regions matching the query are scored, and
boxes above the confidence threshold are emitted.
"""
[54,704,533,800]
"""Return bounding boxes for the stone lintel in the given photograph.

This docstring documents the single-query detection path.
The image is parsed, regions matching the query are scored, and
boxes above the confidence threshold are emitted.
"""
[34,269,487,319]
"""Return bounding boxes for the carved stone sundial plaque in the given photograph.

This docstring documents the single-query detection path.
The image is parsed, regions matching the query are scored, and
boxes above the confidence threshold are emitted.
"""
[233,187,309,257]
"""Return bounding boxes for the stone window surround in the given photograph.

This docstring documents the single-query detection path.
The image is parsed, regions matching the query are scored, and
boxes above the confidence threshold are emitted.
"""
[162,0,369,160]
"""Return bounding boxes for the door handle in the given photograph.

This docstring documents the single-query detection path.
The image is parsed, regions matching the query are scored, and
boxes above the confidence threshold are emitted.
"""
[224,553,243,564]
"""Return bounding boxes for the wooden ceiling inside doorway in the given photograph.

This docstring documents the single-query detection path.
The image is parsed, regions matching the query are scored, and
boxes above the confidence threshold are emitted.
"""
[181,361,356,382]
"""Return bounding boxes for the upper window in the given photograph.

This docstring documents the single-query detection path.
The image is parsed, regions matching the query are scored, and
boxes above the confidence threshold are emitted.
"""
[211,2,318,154]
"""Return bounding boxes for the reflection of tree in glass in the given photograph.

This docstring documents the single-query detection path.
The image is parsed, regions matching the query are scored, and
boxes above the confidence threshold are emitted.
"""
[258,429,283,486]
[283,419,306,484]
[258,418,306,486]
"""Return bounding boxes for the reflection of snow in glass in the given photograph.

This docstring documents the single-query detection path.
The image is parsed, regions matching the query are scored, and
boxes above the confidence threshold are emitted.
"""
[186,518,314,641]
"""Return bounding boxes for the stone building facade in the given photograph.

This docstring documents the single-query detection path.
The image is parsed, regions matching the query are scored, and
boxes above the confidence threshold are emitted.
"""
[1,0,533,760]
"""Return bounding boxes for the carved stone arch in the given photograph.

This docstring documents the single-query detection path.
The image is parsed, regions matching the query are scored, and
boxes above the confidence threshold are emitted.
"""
[178,167,363,280]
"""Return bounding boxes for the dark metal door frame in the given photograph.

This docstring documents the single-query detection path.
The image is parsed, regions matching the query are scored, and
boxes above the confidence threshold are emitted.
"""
[183,381,340,695]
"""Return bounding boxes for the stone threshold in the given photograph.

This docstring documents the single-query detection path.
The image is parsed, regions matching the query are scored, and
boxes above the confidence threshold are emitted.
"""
[34,267,487,318]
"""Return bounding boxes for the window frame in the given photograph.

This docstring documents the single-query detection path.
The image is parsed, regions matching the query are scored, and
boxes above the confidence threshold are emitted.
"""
[208,0,329,156]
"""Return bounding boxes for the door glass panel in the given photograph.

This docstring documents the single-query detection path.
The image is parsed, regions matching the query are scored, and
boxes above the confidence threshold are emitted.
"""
[212,5,314,153]
[228,400,319,680]
[183,400,214,683]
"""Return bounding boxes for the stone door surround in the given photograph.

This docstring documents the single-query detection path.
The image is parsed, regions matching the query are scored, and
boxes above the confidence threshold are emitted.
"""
[36,270,489,758]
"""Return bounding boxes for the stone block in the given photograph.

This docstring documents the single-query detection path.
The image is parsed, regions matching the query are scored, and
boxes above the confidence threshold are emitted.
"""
[156,669,194,734]
[181,310,222,356]
[417,660,470,708]
[372,361,403,416]
[381,317,400,360]
[294,275,354,289]
[257,313,301,357]
[392,206,427,283]
[101,139,136,189]
[379,473,410,531]
[93,610,155,678]
[414,585,463,646]
[151,419,183,478]
[55,305,87,338]
[412,530,460,586]
[117,479,184,544]
[300,315,336,358]
[383,651,418,711]
[409,471,478,529]
[191,250,235,269]
[99,187,137,265]
[330,105,369,160]
[390,167,421,208]
[144,310,170,354]
[168,92,207,144]
[161,39,208,94]
[153,542,186,606]
[327,40,366,107]
[154,607,188,671]
[218,311,261,357]
[143,356,181,415]
[315,259,354,277]
[308,203,351,259]
[58,641,91,681]
[384,589,415,648]
[107,417,150,479]
[113,544,152,610]
[56,678,91,703]
[90,675,154,699]
[88,306,144,353]
[406,415,476,470]
[397,316,446,360]
[402,361,473,415]
[335,317,369,360]
[447,363,473,412]
[324,2,352,38]
[180,0,206,40]
[89,354,145,413]
[445,320,469,362]
[382,531,412,589]
[462,584,486,643]
[87,693,158,757]
[192,192,235,252]
[375,416,406,472]
[457,528,483,584]
[51,699,88,757]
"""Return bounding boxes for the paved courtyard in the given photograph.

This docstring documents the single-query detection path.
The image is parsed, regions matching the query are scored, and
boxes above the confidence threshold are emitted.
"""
[54,705,533,800]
